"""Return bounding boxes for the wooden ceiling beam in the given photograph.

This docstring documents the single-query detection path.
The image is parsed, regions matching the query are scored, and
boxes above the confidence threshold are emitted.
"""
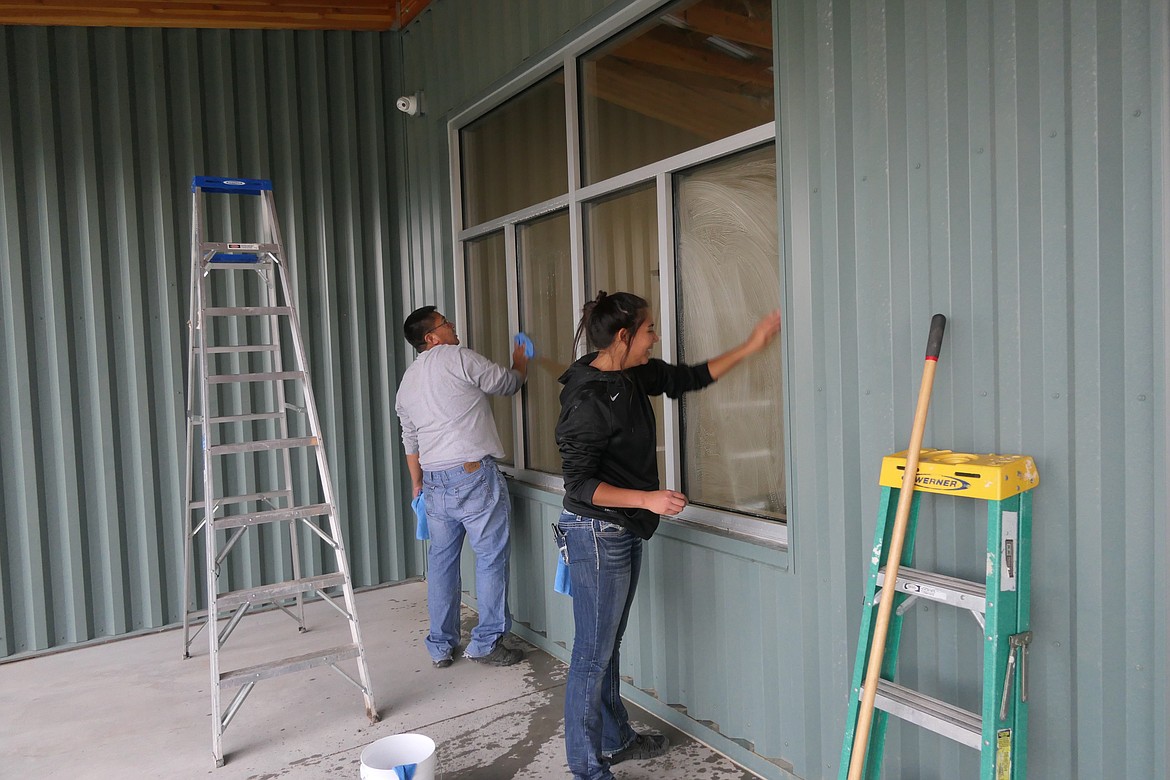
[612,35,773,88]
[674,3,772,50]
[586,60,772,142]
[0,1,437,31]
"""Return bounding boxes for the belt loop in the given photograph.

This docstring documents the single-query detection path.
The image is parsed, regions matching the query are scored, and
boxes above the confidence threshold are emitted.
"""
[592,520,600,571]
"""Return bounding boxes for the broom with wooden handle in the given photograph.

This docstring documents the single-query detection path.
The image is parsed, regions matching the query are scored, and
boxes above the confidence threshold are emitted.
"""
[846,313,947,780]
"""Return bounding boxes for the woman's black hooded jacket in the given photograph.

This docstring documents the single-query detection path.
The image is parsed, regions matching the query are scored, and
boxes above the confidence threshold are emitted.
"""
[554,353,714,539]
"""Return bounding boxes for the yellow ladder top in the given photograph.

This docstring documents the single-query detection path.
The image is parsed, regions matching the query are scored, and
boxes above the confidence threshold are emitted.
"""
[879,449,1040,500]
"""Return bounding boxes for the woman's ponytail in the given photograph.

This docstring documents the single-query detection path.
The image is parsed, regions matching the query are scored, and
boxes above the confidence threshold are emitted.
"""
[572,290,648,354]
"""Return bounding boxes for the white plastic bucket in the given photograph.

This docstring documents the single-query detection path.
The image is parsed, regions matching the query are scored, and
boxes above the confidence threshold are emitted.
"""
[360,733,437,780]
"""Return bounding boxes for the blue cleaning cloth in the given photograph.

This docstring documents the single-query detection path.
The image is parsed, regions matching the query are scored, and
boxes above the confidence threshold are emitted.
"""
[554,557,572,597]
[394,763,417,780]
[411,494,429,540]
[514,332,535,358]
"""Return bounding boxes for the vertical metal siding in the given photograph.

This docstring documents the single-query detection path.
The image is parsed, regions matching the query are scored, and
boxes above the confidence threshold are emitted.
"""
[0,26,414,659]
[397,1,1165,778]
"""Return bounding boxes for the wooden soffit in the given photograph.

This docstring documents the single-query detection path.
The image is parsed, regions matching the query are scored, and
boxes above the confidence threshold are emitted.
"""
[0,0,433,31]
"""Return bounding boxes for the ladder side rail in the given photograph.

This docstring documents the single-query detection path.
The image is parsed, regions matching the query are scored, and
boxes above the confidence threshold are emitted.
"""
[866,488,925,779]
[264,253,306,629]
[841,486,898,778]
[265,191,322,577]
[1013,491,1032,780]
[195,207,227,767]
[980,495,1024,780]
[274,259,379,722]
[263,191,297,304]
[839,487,925,780]
[183,188,203,658]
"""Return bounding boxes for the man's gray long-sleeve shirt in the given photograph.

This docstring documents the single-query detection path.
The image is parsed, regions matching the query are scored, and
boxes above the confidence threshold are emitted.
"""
[395,344,523,471]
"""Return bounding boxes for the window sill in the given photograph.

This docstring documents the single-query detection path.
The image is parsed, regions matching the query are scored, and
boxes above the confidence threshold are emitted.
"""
[500,466,789,555]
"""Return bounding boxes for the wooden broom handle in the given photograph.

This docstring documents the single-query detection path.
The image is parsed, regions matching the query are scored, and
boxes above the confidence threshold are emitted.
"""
[846,314,946,780]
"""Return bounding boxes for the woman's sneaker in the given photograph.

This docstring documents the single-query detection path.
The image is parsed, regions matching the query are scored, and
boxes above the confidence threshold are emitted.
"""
[602,733,670,765]
[468,640,523,667]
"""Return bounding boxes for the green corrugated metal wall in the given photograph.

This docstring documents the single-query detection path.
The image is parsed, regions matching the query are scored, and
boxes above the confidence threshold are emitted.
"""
[397,1,1167,779]
[0,1,1166,779]
[0,25,420,658]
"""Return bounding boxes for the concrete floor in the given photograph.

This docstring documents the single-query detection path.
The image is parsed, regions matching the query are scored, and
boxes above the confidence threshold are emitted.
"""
[0,580,760,779]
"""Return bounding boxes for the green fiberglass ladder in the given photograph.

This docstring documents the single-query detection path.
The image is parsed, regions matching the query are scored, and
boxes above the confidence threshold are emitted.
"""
[840,448,1039,779]
[181,176,378,767]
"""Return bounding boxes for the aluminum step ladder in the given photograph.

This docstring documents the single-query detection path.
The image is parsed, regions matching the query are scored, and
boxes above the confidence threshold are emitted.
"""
[180,176,378,767]
[839,449,1039,779]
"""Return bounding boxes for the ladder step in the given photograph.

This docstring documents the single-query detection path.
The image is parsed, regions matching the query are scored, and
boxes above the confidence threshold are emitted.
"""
[209,436,318,456]
[205,345,281,354]
[216,573,347,610]
[876,566,986,613]
[219,644,359,687]
[205,306,293,317]
[212,502,332,530]
[189,489,290,510]
[200,241,280,254]
[207,370,305,384]
[206,412,286,424]
[870,680,982,750]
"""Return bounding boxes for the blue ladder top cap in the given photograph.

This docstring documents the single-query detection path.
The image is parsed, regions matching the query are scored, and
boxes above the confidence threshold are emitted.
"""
[192,176,273,195]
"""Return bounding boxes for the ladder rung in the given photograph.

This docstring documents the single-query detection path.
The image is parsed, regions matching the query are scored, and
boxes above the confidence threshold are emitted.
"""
[207,412,285,424]
[189,489,290,510]
[871,680,982,750]
[209,436,318,455]
[212,502,332,530]
[207,370,305,384]
[205,262,273,271]
[205,345,281,354]
[216,573,348,610]
[876,566,986,613]
[219,644,359,687]
[205,306,293,317]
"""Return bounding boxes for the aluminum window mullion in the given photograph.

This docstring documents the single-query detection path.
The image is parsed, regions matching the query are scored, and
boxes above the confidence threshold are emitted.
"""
[504,223,524,470]
[458,194,571,242]
[575,123,776,203]
[656,172,681,493]
[566,53,586,356]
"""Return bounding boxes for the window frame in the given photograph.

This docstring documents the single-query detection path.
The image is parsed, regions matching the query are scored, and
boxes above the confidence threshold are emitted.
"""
[449,0,789,550]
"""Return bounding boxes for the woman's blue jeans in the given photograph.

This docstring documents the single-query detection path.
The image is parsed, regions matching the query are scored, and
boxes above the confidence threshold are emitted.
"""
[557,511,641,780]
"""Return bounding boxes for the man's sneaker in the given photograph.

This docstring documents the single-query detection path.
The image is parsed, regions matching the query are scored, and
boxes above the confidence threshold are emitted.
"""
[432,656,453,669]
[602,733,670,765]
[468,640,523,667]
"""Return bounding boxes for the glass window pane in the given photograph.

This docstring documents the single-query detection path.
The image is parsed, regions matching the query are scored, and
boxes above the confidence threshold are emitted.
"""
[584,185,666,479]
[460,72,568,226]
[518,211,573,474]
[464,232,514,465]
[675,145,784,519]
[579,0,774,185]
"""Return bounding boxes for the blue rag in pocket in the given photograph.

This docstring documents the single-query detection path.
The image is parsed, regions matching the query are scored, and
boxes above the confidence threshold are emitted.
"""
[554,558,572,596]
[411,494,429,540]
[393,763,417,780]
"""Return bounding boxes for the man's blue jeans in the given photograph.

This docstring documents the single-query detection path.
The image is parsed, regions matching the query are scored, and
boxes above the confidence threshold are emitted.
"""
[422,457,512,661]
[558,511,641,780]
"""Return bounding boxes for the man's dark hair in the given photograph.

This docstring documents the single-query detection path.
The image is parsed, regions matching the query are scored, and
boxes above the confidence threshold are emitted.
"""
[404,305,439,352]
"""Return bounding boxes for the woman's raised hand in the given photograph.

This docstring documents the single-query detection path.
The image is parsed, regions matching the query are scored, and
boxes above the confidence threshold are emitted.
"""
[745,309,782,353]
[644,489,688,516]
